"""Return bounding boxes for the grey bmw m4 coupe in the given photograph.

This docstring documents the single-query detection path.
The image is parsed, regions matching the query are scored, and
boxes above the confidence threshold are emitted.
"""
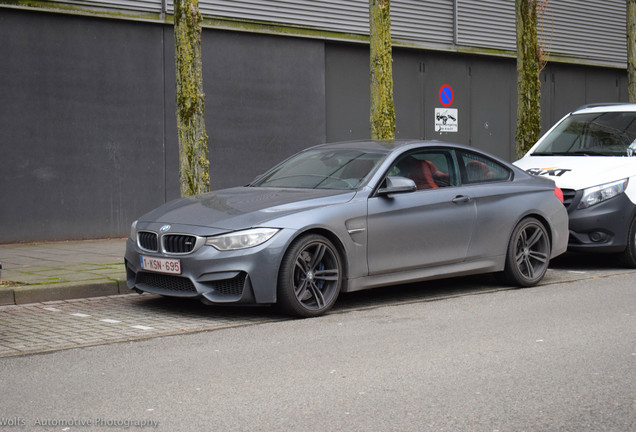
[125,140,568,317]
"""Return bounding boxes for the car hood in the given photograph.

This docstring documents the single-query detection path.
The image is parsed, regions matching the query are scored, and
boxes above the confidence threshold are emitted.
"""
[139,187,356,231]
[514,156,636,190]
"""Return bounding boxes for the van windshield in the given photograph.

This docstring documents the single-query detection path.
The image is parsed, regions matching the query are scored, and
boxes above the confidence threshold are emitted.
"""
[532,111,636,156]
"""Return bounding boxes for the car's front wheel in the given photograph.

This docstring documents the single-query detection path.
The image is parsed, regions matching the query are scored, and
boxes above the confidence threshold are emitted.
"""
[277,234,343,317]
[500,217,551,286]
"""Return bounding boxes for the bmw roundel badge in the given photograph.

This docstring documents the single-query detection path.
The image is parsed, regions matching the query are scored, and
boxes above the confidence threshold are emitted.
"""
[160,224,171,232]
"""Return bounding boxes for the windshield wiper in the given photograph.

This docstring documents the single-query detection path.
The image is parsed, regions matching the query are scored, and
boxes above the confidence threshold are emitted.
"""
[569,150,617,156]
[532,151,615,156]
[531,151,577,156]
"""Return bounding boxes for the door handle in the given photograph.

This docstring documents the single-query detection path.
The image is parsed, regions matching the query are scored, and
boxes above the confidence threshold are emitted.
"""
[452,195,471,204]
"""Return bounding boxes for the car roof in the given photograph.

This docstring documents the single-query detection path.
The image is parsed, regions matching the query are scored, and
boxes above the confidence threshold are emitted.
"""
[572,102,636,114]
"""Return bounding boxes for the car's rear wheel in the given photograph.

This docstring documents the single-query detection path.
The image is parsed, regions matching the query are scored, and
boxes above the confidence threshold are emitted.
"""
[277,234,342,317]
[501,217,551,286]
[619,216,636,268]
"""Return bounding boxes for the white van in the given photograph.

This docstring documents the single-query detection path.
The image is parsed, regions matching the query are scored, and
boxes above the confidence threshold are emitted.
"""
[514,103,636,267]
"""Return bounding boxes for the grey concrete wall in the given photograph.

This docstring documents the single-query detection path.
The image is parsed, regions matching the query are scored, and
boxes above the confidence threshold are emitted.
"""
[1,9,168,243]
[326,44,519,159]
[326,43,629,161]
[0,8,628,243]
[0,9,326,242]
[202,30,326,190]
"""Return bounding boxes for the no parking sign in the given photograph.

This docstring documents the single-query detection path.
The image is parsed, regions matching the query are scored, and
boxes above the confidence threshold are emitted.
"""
[438,84,454,107]
[436,84,458,132]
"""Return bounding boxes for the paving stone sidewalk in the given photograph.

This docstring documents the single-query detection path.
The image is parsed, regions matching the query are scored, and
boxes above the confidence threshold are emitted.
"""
[0,294,283,358]
[0,239,128,306]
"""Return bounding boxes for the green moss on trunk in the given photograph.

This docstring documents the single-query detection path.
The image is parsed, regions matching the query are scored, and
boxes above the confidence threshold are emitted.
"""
[515,0,542,158]
[369,0,395,140]
[174,0,210,196]
[628,0,636,102]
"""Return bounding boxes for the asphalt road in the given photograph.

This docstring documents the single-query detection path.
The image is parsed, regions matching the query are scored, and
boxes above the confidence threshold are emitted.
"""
[0,257,634,432]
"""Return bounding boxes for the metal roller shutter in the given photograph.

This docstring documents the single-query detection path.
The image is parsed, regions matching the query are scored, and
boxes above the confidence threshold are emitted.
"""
[46,0,628,66]
[455,0,626,65]
[174,0,455,44]
[50,0,163,13]
[391,0,454,44]
[541,0,626,65]
[456,0,516,50]
[188,1,370,34]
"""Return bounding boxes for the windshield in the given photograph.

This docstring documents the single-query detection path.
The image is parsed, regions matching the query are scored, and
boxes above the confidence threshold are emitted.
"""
[251,148,386,190]
[532,111,636,156]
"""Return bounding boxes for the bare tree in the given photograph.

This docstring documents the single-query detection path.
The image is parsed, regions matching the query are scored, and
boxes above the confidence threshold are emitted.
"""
[628,0,636,102]
[174,0,210,196]
[369,0,395,140]
[515,0,543,158]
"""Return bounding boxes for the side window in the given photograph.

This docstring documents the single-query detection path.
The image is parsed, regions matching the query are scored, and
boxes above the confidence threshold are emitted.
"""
[459,151,511,184]
[388,150,458,190]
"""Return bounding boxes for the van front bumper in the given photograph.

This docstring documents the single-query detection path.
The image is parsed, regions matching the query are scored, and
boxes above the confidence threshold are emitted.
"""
[566,192,636,253]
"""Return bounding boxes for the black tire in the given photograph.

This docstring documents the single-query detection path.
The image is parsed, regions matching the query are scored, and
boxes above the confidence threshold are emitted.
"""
[619,216,636,268]
[277,234,343,318]
[501,217,551,287]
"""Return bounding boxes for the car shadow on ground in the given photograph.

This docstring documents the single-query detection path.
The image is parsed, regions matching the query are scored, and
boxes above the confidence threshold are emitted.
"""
[130,294,288,320]
[130,273,503,320]
[550,251,626,270]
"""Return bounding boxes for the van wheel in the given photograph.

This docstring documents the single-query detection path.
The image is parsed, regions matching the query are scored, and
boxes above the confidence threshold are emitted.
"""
[500,217,551,286]
[620,216,636,268]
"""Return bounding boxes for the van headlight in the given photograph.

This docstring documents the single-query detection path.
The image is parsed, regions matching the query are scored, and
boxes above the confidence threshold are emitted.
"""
[577,179,628,209]
[206,228,280,251]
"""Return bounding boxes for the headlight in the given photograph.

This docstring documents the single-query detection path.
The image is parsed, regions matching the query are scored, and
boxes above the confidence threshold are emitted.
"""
[130,220,138,240]
[577,179,628,209]
[205,228,280,251]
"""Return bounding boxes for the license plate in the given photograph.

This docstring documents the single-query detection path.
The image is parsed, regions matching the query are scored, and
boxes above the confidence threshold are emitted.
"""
[140,255,181,275]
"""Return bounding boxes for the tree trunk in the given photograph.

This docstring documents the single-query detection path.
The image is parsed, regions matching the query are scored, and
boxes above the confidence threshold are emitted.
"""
[174,0,210,196]
[628,0,636,102]
[369,0,396,140]
[515,0,542,158]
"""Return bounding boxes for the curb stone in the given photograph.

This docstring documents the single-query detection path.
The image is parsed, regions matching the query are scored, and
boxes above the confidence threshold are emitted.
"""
[1,278,129,306]
[0,288,14,306]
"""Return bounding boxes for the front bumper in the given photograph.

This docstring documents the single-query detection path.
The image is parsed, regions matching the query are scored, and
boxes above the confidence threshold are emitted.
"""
[124,229,296,305]
[565,192,636,253]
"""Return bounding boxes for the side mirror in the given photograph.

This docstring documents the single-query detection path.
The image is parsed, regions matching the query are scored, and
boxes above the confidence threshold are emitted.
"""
[377,176,417,196]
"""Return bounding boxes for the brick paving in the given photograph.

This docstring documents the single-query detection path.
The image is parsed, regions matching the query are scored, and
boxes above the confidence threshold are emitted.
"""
[0,293,286,358]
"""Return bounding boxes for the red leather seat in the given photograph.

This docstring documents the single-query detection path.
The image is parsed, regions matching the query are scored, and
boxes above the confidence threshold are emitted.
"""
[416,160,439,189]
